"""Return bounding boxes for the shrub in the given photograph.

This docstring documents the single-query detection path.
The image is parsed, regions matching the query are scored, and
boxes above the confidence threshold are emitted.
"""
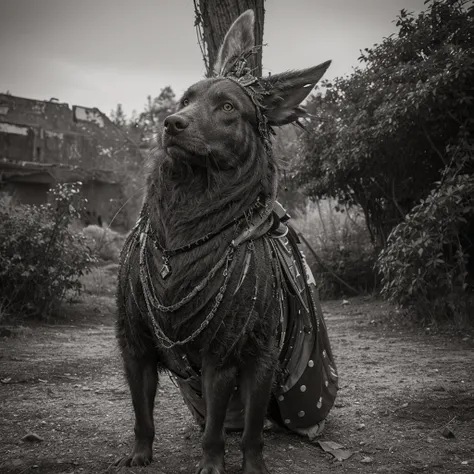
[0,183,95,319]
[377,172,474,326]
[311,242,378,300]
[82,225,127,262]
[296,0,474,248]
[293,200,378,299]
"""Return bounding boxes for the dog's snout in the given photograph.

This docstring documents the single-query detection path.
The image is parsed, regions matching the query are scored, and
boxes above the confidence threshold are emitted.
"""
[164,114,189,136]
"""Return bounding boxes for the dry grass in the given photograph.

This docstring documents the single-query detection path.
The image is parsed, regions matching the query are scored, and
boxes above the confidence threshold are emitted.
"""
[291,200,377,298]
[82,225,127,262]
[291,199,370,252]
[80,263,119,297]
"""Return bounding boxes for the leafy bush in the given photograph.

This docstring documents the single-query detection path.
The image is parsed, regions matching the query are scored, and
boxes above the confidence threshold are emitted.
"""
[312,243,378,300]
[377,171,474,326]
[296,0,474,247]
[82,225,127,262]
[293,200,378,299]
[0,183,95,319]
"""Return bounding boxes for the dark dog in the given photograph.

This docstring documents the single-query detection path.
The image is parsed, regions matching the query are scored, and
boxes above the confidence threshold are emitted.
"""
[116,10,334,474]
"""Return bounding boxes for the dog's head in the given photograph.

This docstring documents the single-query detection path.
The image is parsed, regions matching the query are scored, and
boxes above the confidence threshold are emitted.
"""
[162,10,331,171]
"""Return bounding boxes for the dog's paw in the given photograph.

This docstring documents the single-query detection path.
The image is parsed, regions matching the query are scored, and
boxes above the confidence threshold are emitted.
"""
[196,468,225,474]
[114,451,152,468]
[195,459,225,474]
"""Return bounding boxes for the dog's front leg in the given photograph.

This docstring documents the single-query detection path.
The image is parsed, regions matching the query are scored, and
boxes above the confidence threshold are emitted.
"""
[116,349,158,468]
[197,357,237,474]
[240,357,276,474]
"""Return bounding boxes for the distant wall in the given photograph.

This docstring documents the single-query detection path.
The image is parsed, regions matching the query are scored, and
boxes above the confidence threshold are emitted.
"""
[0,94,141,172]
[0,181,49,206]
[0,122,34,162]
[0,94,144,228]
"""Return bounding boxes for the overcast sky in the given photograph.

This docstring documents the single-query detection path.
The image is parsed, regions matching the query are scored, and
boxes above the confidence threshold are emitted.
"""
[0,0,427,117]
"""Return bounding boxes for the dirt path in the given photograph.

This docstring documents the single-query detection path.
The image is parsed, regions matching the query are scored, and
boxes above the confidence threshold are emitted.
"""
[1,292,473,474]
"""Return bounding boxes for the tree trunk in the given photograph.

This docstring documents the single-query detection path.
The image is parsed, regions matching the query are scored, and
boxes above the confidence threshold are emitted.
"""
[195,0,265,77]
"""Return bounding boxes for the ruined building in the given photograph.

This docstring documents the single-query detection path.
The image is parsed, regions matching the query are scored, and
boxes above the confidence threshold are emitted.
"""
[0,94,144,228]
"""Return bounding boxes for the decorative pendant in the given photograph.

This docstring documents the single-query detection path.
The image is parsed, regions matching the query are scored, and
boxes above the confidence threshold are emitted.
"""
[160,263,171,280]
[160,256,171,280]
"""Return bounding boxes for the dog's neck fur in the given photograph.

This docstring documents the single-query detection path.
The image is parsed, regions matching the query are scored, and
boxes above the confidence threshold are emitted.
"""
[145,144,275,250]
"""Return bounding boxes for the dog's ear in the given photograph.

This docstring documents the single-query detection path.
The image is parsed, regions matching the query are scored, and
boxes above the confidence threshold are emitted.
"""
[213,10,255,76]
[261,61,332,126]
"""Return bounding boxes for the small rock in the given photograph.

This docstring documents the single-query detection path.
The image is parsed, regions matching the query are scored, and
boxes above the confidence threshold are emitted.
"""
[356,423,366,431]
[22,432,44,442]
[342,300,350,306]
[361,456,373,463]
[0,327,12,337]
[441,427,455,439]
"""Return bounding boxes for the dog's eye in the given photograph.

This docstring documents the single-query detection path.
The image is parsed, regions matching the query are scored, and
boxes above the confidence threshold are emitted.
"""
[182,98,190,107]
[222,102,234,112]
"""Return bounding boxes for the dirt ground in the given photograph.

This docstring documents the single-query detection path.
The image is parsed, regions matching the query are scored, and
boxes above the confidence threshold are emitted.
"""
[1,265,473,474]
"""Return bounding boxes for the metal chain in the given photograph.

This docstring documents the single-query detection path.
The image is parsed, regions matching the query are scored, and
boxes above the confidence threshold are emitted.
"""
[139,219,232,313]
[146,246,238,349]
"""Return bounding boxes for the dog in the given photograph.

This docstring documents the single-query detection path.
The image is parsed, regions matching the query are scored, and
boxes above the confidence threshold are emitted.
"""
[116,10,337,474]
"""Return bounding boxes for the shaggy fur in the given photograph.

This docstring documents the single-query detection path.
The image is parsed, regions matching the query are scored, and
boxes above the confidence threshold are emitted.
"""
[115,9,330,474]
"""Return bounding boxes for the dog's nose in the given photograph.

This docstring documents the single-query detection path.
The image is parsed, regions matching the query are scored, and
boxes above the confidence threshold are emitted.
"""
[164,114,189,135]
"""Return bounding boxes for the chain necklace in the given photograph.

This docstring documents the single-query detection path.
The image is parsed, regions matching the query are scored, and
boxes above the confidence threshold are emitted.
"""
[133,171,279,349]
[149,196,266,280]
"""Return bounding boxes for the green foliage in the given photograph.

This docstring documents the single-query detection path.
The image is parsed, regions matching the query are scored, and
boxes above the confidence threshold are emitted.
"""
[110,103,127,128]
[0,183,95,319]
[82,225,127,262]
[137,86,176,140]
[292,0,474,324]
[108,86,177,147]
[297,0,474,247]
[378,136,474,324]
[294,201,378,299]
[312,233,378,300]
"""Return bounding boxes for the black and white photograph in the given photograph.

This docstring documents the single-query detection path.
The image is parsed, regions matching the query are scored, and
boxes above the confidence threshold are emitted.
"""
[0,1,473,473]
